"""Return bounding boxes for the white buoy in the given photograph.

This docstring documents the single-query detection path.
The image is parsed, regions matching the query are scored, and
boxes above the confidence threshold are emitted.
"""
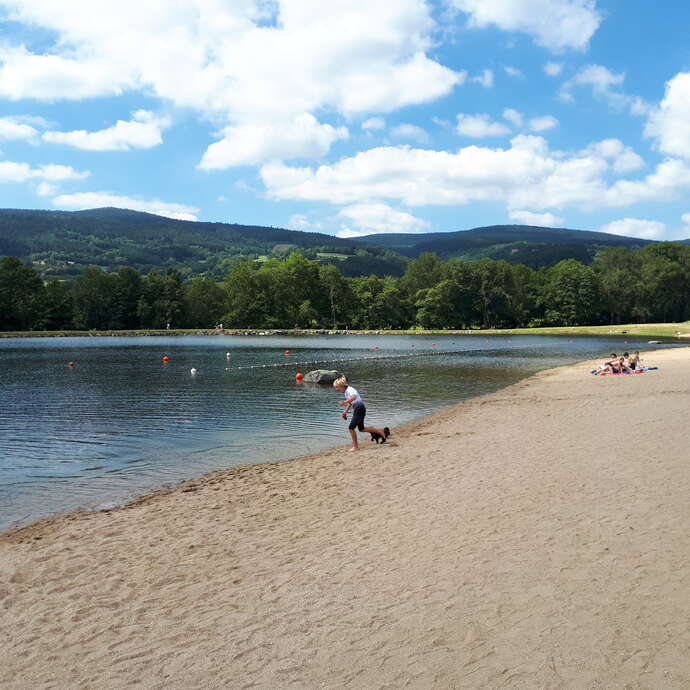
[190,368,198,375]
[226,352,231,359]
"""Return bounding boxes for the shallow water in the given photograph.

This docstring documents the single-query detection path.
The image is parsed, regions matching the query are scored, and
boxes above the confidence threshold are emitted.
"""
[0,333,678,529]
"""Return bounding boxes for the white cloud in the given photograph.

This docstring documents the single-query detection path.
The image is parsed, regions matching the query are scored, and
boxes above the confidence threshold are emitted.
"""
[0,45,131,101]
[362,117,386,131]
[544,61,563,76]
[288,213,324,231]
[645,72,690,159]
[529,115,558,132]
[261,136,690,212]
[605,158,690,206]
[36,181,59,197]
[0,159,88,183]
[0,1,462,126]
[503,108,523,127]
[560,64,626,105]
[199,113,348,169]
[450,0,601,51]
[457,113,511,138]
[336,202,430,237]
[599,218,666,240]
[509,210,565,226]
[582,138,643,174]
[681,213,690,237]
[51,191,199,221]
[43,110,170,151]
[472,69,494,88]
[390,123,430,144]
[504,66,523,78]
[0,116,39,142]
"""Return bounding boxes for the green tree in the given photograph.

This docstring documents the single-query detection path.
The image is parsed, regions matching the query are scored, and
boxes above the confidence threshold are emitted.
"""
[72,268,119,329]
[224,261,270,327]
[0,257,46,330]
[138,269,186,328]
[43,280,74,330]
[318,264,354,329]
[541,259,601,326]
[400,252,445,295]
[184,278,227,328]
[112,267,143,329]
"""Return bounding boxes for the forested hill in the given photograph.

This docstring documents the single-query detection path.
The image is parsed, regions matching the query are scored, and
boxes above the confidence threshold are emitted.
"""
[0,207,407,279]
[1,207,686,279]
[356,224,660,267]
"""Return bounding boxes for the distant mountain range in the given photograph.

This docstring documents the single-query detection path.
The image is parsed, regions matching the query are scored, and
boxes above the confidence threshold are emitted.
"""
[0,207,686,279]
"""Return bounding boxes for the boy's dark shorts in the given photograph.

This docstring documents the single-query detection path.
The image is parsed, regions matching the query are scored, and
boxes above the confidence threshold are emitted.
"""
[349,403,366,431]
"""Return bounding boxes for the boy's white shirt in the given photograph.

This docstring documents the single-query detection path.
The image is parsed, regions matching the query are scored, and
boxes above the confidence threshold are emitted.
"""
[344,385,363,406]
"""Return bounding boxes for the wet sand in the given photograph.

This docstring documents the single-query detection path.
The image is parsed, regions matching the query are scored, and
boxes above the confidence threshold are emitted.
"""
[2,348,689,689]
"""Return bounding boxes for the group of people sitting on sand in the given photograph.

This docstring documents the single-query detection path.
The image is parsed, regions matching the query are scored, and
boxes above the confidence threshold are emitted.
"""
[598,351,642,374]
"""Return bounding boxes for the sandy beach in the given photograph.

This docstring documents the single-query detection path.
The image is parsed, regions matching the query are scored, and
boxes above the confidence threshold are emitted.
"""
[1,347,689,689]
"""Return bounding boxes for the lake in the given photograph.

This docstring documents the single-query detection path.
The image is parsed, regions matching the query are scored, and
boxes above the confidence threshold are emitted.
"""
[0,334,676,530]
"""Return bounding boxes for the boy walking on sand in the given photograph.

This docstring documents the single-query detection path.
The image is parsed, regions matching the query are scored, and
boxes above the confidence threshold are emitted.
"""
[333,376,390,452]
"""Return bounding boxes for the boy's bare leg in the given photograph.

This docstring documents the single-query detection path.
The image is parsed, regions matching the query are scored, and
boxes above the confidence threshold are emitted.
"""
[348,428,359,451]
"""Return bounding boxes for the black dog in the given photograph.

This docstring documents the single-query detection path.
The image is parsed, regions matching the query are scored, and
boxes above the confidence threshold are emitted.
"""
[370,426,391,444]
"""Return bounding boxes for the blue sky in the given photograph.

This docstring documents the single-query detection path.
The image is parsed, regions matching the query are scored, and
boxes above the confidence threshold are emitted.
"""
[1,0,690,241]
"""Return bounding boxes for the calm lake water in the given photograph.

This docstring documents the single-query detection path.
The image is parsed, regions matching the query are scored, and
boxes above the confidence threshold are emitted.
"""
[0,334,679,530]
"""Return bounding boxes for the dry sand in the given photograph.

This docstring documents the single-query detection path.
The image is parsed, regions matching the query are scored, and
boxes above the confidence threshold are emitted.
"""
[1,348,689,689]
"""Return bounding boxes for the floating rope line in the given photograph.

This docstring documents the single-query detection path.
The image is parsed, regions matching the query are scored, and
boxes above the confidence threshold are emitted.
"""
[224,349,455,371]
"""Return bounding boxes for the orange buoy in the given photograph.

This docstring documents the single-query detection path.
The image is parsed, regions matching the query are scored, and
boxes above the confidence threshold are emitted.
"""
[432,343,437,347]
[295,372,304,382]
[162,355,170,363]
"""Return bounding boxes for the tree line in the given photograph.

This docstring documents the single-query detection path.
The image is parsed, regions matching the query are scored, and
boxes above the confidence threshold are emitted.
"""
[2,243,690,332]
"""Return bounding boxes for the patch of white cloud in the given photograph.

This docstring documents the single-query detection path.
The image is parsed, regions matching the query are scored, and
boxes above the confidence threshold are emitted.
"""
[450,0,601,51]
[472,69,494,88]
[50,191,199,221]
[0,1,462,157]
[43,110,170,151]
[199,114,348,169]
[0,45,131,101]
[0,159,88,183]
[509,210,565,226]
[336,202,430,237]
[644,72,690,159]
[502,108,523,128]
[560,64,626,105]
[36,181,59,197]
[457,113,511,138]
[598,218,666,240]
[390,123,430,144]
[582,139,644,174]
[605,158,690,206]
[361,117,386,131]
[504,66,523,78]
[681,213,690,238]
[529,115,558,132]
[288,213,325,231]
[543,61,563,76]
[260,136,690,213]
[0,116,39,142]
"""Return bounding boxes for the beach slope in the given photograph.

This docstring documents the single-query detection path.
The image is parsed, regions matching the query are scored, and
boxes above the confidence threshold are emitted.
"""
[2,348,689,688]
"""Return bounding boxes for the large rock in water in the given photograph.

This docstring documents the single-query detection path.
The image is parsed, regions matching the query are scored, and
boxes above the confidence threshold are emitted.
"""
[303,369,343,384]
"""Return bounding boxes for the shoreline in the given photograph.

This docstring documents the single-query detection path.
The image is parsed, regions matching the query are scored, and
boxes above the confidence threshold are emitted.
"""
[1,343,677,537]
[1,321,689,339]
[1,357,550,538]
[2,348,689,688]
